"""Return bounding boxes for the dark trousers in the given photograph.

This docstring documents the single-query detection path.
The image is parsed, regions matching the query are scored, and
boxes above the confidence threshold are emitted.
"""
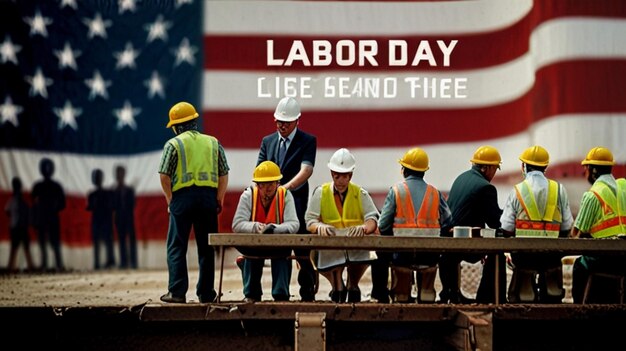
[572,255,626,303]
[92,225,115,269]
[37,218,63,270]
[370,252,393,301]
[439,253,507,303]
[242,257,292,300]
[116,219,138,269]
[166,186,217,301]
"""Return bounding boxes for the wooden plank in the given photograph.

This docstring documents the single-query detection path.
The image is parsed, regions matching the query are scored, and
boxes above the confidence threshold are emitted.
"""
[209,234,626,255]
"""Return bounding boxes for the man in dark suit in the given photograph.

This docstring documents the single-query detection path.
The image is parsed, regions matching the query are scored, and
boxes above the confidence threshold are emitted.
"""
[438,145,506,304]
[256,97,318,301]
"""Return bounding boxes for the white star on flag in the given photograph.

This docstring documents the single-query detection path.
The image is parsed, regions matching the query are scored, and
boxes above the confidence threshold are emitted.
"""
[145,71,166,99]
[145,15,172,42]
[114,100,140,130]
[83,13,112,39]
[24,10,53,37]
[173,37,197,66]
[114,42,140,69]
[118,0,138,14]
[84,70,112,100]
[26,67,53,98]
[60,0,78,10]
[54,100,82,130]
[0,96,24,127]
[54,42,81,70]
[0,36,21,65]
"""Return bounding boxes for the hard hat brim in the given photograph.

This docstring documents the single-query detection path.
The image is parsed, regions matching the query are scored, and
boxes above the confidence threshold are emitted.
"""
[470,158,502,166]
[274,113,300,122]
[399,160,428,172]
[166,112,199,128]
[581,160,615,166]
[253,175,283,182]
[328,163,355,173]
[519,157,549,167]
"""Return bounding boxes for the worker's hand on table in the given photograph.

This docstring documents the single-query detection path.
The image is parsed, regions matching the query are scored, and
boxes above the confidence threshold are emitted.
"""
[347,225,366,237]
[316,224,336,236]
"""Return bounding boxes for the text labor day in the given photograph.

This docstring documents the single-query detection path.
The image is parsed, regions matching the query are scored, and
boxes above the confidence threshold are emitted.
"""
[257,39,468,99]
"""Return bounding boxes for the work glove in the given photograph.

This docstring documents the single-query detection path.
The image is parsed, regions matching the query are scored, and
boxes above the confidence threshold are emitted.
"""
[262,224,276,234]
[272,225,289,234]
[254,223,266,234]
[316,224,336,236]
[347,225,366,237]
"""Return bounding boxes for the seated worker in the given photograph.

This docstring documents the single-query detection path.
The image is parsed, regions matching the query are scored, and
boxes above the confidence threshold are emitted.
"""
[375,147,453,303]
[305,148,380,303]
[232,161,300,302]
[501,146,573,303]
[570,147,626,303]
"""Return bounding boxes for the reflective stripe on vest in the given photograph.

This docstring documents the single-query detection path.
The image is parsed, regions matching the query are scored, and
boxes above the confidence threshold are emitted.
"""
[320,182,363,228]
[170,132,219,192]
[392,181,440,229]
[251,186,286,224]
[589,178,626,238]
[514,179,561,237]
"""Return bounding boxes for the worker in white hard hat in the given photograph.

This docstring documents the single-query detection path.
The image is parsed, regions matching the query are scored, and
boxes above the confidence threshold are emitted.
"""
[500,145,573,303]
[257,96,318,301]
[305,148,380,303]
[158,101,230,304]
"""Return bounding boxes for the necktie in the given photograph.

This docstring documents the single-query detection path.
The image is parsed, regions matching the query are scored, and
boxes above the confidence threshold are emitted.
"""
[278,137,288,166]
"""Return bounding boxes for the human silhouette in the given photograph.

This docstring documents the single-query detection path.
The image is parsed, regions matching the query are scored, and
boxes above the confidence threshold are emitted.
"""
[5,177,35,273]
[31,158,66,272]
[112,165,138,269]
[86,169,116,270]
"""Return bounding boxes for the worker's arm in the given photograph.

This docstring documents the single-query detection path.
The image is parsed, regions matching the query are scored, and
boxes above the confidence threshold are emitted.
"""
[159,173,172,210]
[283,164,313,191]
[217,174,228,214]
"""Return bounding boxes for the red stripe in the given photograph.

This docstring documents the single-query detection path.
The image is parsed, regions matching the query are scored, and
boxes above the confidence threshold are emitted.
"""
[205,60,626,149]
[204,0,626,72]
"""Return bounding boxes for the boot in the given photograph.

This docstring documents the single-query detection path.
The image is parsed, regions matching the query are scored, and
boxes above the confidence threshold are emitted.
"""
[541,266,564,303]
[509,268,536,303]
[391,267,414,303]
[417,267,437,303]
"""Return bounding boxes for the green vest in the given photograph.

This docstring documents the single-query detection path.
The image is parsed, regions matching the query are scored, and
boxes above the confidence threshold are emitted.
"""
[588,178,626,238]
[514,179,562,237]
[169,131,219,192]
[320,182,364,228]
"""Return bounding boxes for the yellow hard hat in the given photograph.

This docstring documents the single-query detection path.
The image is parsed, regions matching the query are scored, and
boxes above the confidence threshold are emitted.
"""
[519,145,549,167]
[399,147,429,172]
[253,161,283,182]
[470,145,502,166]
[167,102,199,128]
[581,146,615,166]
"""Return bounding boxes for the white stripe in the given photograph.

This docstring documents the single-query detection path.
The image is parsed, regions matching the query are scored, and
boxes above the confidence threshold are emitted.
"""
[532,18,626,68]
[204,54,534,110]
[3,115,624,195]
[206,0,533,35]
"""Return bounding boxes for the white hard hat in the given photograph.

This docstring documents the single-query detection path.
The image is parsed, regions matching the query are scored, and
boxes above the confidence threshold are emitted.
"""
[328,148,356,173]
[274,97,301,122]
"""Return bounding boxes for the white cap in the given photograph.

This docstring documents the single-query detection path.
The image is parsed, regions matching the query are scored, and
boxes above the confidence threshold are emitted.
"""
[328,148,356,173]
[274,97,301,122]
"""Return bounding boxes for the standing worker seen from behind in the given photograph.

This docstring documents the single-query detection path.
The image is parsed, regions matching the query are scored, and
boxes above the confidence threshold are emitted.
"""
[113,165,138,269]
[305,148,380,303]
[438,145,506,304]
[501,146,573,303]
[232,161,300,302]
[257,97,318,301]
[5,177,35,273]
[570,147,626,303]
[31,157,66,272]
[159,101,229,304]
[375,147,453,303]
[86,169,116,270]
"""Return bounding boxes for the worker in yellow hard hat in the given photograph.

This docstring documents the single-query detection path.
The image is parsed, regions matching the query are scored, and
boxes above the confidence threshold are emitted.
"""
[232,161,300,302]
[305,148,380,303]
[439,145,506,304]
[158,101,230,304]
[570,147,626,303]
[373,147,453,303]
[501,145,573,303]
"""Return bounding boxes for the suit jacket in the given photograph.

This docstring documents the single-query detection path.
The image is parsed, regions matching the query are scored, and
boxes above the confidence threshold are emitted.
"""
[446,165,502,234]
[258,129,317,221]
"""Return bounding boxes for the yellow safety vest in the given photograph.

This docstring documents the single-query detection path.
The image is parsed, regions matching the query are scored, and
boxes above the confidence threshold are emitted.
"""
[392,181,440,228]
[169,131,219,192]
[514,179,562,237]
[320,182,364,228]
[251,186,286,224]
[589,178,626,238]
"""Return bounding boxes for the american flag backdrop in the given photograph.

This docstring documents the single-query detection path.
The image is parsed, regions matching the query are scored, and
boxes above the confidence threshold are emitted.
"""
[1,0,625,269]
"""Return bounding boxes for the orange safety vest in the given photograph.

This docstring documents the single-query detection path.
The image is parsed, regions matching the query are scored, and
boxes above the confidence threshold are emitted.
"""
[251,186,286,224]
[392,181,440,229]
[514,179,561,237]
[588,178,626,238]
